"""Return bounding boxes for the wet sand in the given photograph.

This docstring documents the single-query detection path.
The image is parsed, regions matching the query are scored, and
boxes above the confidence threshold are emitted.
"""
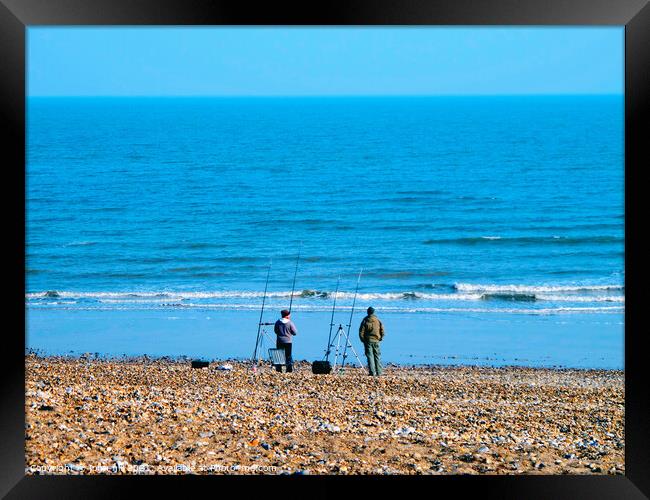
[25,355,624,475]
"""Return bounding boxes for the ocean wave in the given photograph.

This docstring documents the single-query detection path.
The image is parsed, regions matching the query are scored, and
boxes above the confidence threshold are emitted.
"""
[394,189,448,196]
[182,272,228,278]
[63,241,98,247]
[167,266,217,273]
[80,206,126,213]
[28,291,173,299]
[480,293,536,302]
[27,290,301,300]
[475,293,623,303]
[159,242,229,250]
[26,269,51,275]
[539,295,625,303]
[398,306,625,315]
[423,235,623,246]
[454,283,624,294]
[250,218,340,227]
[97,298,186,304]
[26,302,624,315]
[26,287,624,305]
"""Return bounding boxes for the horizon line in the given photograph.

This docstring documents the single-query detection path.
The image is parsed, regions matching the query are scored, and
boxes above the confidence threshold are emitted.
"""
[28,93,624,98]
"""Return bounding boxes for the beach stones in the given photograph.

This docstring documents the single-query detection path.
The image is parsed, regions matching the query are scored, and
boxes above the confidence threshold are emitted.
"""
[24,355,624,475]
[394,426,416,436]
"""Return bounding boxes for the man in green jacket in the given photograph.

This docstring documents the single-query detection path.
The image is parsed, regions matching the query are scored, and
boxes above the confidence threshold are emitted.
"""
[359,306,385,376]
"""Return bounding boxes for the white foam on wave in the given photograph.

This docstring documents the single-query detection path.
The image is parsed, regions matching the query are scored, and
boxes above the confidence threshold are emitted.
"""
[397,306,624,314]
[26,302,624,315]
[336,292,484,301]
[63,241,97,247]
[26,288,625,303]
[26,291,168,299]
[455,283,624,294]
[97,298,176,304]
[26,290,479,301]
[26,290,292,300]
[538,294,625,303]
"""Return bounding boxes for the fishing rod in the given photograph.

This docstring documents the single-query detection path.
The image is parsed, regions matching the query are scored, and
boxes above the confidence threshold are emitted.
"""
[346,269,363,333]
[340,269,363,369]
[324,276,340,361]
[287,241,302,314]
[252,259,272,364]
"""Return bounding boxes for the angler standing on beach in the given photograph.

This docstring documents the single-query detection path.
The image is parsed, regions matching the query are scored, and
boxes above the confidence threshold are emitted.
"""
[274,309,297,372]
[359,306,384,376]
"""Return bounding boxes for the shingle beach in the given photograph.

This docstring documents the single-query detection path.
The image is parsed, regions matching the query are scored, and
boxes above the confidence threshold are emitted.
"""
[25,355,624,475]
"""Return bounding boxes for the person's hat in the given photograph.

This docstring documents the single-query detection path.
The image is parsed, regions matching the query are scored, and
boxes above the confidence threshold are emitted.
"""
[281,309,291,317]
[367,307,375,315]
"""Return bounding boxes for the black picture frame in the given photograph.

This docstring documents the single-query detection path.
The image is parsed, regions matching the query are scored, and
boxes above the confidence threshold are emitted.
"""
[2,1,648,498]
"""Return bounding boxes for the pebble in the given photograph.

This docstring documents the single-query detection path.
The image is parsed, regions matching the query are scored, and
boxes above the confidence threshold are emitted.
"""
[24,355,624,475]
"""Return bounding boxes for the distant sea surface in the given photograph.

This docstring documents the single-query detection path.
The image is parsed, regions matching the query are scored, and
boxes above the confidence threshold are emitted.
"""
[26,96,624,368]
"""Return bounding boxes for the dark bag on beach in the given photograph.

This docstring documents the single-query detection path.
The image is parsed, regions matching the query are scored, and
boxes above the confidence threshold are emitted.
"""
[312,360,332,374]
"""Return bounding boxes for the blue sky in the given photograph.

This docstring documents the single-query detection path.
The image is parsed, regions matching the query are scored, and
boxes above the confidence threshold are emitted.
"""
[27,27,623,96]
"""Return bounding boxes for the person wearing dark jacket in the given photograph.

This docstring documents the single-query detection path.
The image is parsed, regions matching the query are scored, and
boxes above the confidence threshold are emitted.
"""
[274,309,298,372]
[358,306,384,376]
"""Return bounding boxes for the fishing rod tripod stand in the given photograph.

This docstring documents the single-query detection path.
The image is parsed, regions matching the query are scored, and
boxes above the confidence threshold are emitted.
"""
[325,323,364,373]
[252,322,275,370]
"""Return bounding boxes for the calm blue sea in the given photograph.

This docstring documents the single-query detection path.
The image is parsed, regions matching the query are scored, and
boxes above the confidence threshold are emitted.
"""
[26,96,624,368]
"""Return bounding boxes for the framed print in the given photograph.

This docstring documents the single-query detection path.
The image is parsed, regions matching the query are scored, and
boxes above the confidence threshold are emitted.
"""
[1,0,648,498]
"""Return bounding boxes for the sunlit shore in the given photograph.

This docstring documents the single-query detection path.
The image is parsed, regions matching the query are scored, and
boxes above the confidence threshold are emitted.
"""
[25,355,624,475]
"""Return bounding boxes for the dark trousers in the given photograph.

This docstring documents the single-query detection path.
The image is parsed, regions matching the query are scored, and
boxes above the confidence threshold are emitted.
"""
[364,341,382,376]
[276,340,293,372]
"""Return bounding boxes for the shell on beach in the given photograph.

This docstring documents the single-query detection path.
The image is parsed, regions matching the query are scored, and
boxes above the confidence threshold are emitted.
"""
[25,356,625,475]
